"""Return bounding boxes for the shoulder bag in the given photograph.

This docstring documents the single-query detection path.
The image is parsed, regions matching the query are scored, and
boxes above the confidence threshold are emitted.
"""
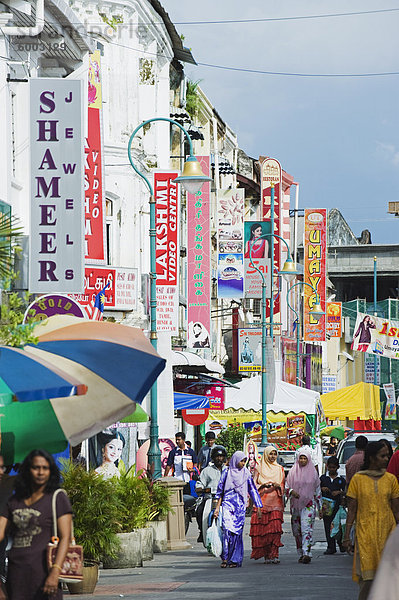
[47,489,84,583]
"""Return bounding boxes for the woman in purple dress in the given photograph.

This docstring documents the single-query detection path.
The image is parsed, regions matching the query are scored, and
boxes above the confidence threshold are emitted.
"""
[0,449,72,600]
[214,451,262,568]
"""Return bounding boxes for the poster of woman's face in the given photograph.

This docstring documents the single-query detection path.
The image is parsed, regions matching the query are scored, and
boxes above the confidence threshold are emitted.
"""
[244,221,271,260]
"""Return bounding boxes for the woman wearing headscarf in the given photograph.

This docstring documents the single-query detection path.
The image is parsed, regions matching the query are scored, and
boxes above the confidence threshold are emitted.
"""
[213,451,262,568]
[285,447,322,564]
[343,441,399,600]
[250,446,285,564]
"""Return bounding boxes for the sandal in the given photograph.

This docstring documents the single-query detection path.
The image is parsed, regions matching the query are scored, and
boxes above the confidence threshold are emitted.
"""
[298,556,304,563]
[220,561,227,569]
[272,558,280,564]
[229,563,238,568]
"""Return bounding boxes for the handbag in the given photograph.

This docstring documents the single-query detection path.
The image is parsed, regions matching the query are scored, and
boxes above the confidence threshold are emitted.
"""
[47,489,84,583]
[321,496,335,517]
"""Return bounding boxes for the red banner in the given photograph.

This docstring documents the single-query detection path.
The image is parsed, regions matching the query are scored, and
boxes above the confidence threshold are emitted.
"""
[85,51,106,262]
[304,209,326,342]
[154,171,179,333]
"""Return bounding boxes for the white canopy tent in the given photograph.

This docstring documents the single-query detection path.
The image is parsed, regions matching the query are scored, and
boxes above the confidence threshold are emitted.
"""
[225,376,321,415]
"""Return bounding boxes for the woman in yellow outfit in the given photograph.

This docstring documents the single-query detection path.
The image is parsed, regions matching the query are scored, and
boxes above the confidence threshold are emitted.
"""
[343,440,399,600]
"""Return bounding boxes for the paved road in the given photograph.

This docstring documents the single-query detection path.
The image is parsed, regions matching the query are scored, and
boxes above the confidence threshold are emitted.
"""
[67,511,358,599]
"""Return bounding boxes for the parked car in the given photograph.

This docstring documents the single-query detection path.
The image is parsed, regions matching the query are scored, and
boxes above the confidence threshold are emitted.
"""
[336,431,397,477]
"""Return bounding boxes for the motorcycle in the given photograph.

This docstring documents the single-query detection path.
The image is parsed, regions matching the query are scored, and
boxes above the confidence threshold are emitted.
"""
[184,495,201,534]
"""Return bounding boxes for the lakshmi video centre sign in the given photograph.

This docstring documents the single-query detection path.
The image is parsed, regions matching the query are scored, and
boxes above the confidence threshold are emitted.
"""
[29,78,84,293]
[70,266,138,311]
[154,171,179,333]
[304,209,326,342]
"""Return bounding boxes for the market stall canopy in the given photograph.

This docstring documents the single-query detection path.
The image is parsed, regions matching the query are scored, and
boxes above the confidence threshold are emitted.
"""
[174,392,210,410]
[320,382,381,421]
[163,350,224,375]
[225,376,321,415]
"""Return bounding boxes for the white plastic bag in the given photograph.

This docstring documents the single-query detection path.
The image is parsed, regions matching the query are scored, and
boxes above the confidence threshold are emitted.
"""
[206,517,223,557]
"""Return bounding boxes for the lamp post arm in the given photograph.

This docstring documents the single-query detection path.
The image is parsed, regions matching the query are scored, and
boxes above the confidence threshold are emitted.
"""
[287,281,320,304]
[127,117,194,195]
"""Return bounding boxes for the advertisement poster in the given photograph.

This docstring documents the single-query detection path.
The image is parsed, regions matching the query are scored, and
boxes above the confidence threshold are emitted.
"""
[154,171,179,333]
[282,337,298,385]
[30,78,84,293]
[70,265,138,311]
[383,383,397,421]
[260,158,282,325]
[304,209,327,342]
[326,302,342,338]
[352,312,399,360]
[85,50,106,263]
[88,426,138,476]
[187,157,211,348]
[238,328,262,371]
[322,375,337,394]
[217,188,244,298]
[244,221,271,298]
[246,440,260,475]
[217,253,244,298]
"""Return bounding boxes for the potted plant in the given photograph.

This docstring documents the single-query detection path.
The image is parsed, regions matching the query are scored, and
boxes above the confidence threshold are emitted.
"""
[145,477,171,553]
[61,461,122,594]
[104,471,154,567]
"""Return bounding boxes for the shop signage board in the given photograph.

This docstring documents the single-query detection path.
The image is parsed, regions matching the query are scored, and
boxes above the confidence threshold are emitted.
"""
[24,294,87,322]
[244,220,271,298]
[303,209,326,342]
[282,337,298,385]
[353,312,399,360]
[217,189,244,298]
[364,353,380,384]
[260,158,282,329]
[238,328,262,371]
[326,302,342,338]
[85,50,106,263]
[70,265,138,311]
[322,375,337,394]
[29,78,84,293]
[154,171,180,333]
[187,157,211,348]
[383,383,397,420]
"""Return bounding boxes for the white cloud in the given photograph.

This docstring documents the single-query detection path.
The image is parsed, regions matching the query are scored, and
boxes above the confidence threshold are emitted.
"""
[376,142,399,167]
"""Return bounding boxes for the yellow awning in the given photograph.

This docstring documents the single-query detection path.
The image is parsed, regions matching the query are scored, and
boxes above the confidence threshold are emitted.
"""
[320,382,381,421]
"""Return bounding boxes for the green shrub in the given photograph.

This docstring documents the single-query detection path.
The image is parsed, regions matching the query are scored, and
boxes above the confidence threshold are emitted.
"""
[144,477,172,521]
[61,461,122,561]
[116,472,152,530]
[216,424,246,457]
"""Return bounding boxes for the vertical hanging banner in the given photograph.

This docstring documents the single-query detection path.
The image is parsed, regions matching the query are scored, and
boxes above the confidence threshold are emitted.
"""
[260,158,282,331]
[85,50,106,263]
[244,220,271,298]
[154,171,180,333]
[326,302,342,338]
[29,78,84,293]
[304,209,327,342]
[187,157,211,348]
[217,189,244,298]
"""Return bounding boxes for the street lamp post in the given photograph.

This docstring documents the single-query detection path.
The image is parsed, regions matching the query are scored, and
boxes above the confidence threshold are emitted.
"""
[249,233,300,445]
[127,118,211,479]
[286,281,324,387]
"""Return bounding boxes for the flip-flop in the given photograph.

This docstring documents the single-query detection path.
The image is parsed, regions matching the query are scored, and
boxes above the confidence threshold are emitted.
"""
[220,561,228,569]
[229,563,238,568]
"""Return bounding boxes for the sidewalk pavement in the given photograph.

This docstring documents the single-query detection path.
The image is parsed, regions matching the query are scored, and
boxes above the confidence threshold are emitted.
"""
[67,510,358,600]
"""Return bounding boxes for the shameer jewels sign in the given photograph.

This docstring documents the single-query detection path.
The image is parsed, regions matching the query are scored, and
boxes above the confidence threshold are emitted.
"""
[29,79,84,293]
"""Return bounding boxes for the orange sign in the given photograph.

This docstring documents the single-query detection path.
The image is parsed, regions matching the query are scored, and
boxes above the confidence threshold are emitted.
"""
[304,209,326,342]
[327,302,342,338]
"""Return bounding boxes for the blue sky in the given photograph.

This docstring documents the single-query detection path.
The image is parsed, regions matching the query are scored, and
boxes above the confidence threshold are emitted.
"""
[162,1,399,243]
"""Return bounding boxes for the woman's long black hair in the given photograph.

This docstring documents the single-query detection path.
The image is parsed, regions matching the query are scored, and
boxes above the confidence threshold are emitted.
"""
[14,449,60,499]
[379,438,394,460]
[249,222,262,240]
[361,440,385,470]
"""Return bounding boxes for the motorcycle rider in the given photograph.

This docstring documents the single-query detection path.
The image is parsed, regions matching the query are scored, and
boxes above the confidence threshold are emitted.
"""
[195,446,227,544]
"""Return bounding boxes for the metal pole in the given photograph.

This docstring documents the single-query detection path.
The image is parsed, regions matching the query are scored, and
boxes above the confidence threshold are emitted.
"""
[269,184,275,334]
[127,117,196,480]
[374,256,378,386]
[296,315,300,387]
[261,275,268,445]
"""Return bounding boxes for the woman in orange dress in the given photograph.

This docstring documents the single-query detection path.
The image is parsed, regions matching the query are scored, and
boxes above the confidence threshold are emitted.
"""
[250,446,285,564]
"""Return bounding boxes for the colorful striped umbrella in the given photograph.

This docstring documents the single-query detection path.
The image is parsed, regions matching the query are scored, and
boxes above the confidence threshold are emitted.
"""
[0,316,165,463]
